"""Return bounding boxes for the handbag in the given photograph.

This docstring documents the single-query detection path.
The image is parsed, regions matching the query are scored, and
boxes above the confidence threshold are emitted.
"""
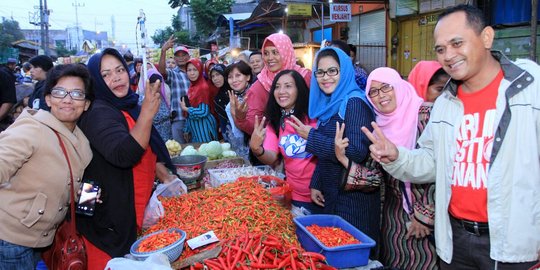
[340,157,383,192]
[42,131,87,270]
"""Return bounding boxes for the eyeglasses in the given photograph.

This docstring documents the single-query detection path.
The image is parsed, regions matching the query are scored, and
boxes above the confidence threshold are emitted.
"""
[368,84,393,98]
[51,88,86,101]
[314,67,340,78]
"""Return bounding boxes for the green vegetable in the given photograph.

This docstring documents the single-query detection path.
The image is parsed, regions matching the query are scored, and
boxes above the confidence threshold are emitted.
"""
[220,143,231,152]
[221,150,237,158]
[206,141,223,160]
[181,147,198,156]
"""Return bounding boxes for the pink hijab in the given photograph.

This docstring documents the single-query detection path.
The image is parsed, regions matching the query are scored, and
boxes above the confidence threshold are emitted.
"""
[256,33,310,91]
[408,61,442,101]
[366,67,423,214]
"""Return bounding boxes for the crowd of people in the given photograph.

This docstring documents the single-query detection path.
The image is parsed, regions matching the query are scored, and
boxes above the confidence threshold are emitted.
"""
[0,4,538,270]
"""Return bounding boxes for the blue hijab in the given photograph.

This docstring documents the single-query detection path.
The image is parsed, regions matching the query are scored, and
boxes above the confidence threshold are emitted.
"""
[87,48,175,172]
[308,47,371,125]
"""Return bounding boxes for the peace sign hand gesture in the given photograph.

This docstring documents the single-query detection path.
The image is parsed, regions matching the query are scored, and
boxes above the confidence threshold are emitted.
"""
[249,115,266,152]
[288,115,312,140]
[360,121,399,163]
[334,122,350,167]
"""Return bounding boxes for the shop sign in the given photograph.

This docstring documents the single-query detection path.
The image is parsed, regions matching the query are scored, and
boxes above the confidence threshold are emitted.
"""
[330,4,352,22]
[288,4,312,16]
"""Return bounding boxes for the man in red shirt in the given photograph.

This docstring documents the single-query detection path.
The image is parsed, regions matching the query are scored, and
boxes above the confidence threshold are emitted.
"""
[362,4,540,269]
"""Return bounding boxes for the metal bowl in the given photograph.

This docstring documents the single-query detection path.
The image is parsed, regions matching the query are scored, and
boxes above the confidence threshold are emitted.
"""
[171,155,207,185]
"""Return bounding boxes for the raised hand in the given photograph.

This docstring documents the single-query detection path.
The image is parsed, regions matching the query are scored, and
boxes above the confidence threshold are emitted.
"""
[288,115,312,140]
[334,122,350,167]
[360,121,399,163]
[162,35,176,51]
[249,115,266,153]
[228,90,248,121]
[141,79,161,117]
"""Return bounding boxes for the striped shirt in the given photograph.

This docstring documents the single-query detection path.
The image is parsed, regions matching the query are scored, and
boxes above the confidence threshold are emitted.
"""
[166,67,190,121]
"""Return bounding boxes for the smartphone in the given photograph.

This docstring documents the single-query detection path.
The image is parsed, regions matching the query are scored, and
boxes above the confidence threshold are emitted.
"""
[76,180,100,216]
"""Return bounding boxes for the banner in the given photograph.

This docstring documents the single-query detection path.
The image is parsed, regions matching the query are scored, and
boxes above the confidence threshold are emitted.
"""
[330,4,352,22]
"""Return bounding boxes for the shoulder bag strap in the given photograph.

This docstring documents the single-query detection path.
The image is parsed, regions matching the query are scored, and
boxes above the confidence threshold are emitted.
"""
[53,131,77,230]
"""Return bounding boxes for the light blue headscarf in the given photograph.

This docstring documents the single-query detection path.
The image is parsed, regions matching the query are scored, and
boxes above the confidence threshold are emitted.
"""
[308,47,371,125]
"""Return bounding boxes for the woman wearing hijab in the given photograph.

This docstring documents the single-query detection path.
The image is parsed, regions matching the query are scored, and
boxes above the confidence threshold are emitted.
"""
[408,60,450,103]
[180,58,218,143]
[290,47,380,244]
[209,64,230,141]
[337,67,439,269]
[231,33,311,135]
[77,48,178,270]
[137,67,173,141]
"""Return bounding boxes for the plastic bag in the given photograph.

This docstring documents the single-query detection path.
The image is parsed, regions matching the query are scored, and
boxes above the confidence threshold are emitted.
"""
[105,253,172,270]
[258,175,292,209]
[142,178,187,229]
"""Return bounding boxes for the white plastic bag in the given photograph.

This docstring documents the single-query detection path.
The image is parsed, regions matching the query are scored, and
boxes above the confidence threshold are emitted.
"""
[105,253,172,270]
[142,178,187,229]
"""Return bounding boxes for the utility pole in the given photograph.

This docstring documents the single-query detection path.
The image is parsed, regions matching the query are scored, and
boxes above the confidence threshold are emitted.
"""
[531,0,538,61]
[39,0,45,54]
[72,0,85,51]
[43,0,49,56]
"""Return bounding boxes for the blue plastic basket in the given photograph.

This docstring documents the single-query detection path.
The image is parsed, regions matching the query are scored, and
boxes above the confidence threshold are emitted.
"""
[294,214,376,268]
[130,228,186,262]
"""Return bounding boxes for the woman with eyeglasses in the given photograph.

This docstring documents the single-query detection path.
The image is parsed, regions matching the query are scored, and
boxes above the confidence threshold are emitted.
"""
[289,47,380,246]
[77,48,178,270]
[336,67,440,269]
[230,33,311,135]
[0,64,93,269]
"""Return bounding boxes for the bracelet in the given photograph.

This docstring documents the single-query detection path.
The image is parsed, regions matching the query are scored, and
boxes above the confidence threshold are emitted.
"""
[255,147,265,157]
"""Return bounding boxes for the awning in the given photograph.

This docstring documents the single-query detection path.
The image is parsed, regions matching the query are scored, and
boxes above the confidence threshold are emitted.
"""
[217,13,253,27]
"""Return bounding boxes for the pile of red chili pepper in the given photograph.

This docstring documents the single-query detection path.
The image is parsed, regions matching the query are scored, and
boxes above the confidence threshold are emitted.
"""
[306,225,361,247]
[145,178,298,260]
[136,230,182,253]
[195,232,336,270]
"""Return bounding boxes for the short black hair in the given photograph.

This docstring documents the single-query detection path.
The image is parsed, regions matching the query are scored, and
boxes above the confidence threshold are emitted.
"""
[265,70,310,133]
[429,68,450,86]
[330,40,351,56]
[438,4,486,34]
[315,49,340,69]
[123,51,134,62]
[249,51,262,59]
[44,64,95,101]
[224,60,253,87]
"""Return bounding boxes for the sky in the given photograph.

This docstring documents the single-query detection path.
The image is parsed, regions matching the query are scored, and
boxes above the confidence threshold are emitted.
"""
[0,0,179,50]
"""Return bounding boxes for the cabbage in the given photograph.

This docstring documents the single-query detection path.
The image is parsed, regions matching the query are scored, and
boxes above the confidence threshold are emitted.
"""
[221,150,237,158]
[220,143,231,152]
[180,147,198,156]
[197,148,208,156]
[206,141,223,160]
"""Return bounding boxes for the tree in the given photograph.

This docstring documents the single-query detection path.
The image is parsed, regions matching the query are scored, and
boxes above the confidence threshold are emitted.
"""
[0,18,24,53]
[151,14,199,47]
[168,0,190,9]
[189,0,233,37]
[56,42,77,57]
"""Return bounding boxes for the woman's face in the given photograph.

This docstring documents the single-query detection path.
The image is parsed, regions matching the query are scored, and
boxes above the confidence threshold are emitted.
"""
[273,73,297,112]
[211,70,224,88]
[263,45,282,73]
[45,76,90,131]
[186,63,199,82]
[100,54,130,98]
[426,75,450,102]
[228,68,250,92]
[30,65,46,81]
[369,80,397,114]
[316,56,340,95]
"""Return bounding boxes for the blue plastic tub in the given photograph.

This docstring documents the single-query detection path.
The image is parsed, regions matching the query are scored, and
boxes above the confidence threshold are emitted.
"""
[130,228,186,262]
[294,214,376,268]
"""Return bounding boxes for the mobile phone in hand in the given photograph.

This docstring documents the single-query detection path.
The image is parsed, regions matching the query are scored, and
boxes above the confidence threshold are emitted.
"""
[76,180,100,216]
